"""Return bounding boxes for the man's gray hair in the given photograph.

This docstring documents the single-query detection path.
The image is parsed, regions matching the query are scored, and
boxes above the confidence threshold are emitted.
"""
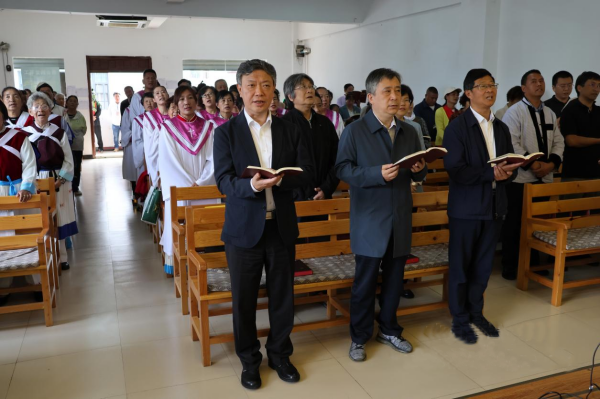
[365,68,402,95]
[27,91,53,110]
[55,92,65,100]
[236,59,277,86]
[283,73,314,102]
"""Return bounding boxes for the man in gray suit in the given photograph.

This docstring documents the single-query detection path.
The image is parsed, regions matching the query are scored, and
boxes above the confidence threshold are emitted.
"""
[335,68,427,362]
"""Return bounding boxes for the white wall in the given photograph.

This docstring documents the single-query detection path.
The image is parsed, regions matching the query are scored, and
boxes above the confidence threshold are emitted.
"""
[296,0,495,105]
[496,0,600,103]
[297,0,600,109]
[0,9,295,154]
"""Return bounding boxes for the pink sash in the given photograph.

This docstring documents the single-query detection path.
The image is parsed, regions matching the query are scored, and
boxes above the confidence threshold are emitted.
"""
[325,109,340,129]
[163,116,213,156]
[199,109,219,121]
[146,109,168,130]
[134,114,145,128]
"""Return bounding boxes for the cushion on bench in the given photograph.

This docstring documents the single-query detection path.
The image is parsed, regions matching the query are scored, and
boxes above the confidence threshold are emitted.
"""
[0,248,40,272]
[206,243,449,293]
[533,226,600,250]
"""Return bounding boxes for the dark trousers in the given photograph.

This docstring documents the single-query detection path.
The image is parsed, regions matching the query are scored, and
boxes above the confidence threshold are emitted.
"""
[72,150,83,192]
[94,123,103,150]
[225,219,295,371]
[351,235,407,344]
[448,217,503,325]
[501,183,544,272]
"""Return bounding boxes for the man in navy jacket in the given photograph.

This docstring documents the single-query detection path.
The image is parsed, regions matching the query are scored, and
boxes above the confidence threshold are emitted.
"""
[443,69,522,344]
[336,68,426,362]
[214,60,313,390]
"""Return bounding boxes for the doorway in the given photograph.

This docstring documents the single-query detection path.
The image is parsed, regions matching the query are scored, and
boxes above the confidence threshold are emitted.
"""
[85,56,152,158]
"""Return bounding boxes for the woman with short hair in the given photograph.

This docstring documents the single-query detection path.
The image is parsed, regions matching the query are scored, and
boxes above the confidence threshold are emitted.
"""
[22,92,77,271]
[213,90,237,126]
[197,86,219,120]
[2,86,29,128]
[158,86,219,275]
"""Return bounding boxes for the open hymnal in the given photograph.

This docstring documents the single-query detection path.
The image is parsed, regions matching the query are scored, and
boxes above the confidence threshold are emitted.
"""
[241,166,303,179]
[393,147,448,169]
[487,152,543,167]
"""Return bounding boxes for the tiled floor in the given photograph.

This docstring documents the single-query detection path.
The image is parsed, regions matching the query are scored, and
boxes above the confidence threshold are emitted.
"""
[1,158,599,399]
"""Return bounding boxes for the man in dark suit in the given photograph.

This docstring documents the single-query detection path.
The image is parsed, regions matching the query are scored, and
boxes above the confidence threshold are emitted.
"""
[213,59,313,390]
[443,69,522,345]
[336,68,427,362]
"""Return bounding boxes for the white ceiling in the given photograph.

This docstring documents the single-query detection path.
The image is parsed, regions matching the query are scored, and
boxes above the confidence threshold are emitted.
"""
[0,0,373,24]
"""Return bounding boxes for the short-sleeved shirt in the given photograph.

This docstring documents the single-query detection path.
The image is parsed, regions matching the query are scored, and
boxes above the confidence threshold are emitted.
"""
[544,95,569,119]
[560,98,600,178]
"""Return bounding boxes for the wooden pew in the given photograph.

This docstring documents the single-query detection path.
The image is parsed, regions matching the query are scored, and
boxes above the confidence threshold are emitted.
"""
[516,180,600,306]
[422,159,449,191]
[36,178,60,286]
[186,191,450,366]
[170,186,225,315]
[0,193,56,326]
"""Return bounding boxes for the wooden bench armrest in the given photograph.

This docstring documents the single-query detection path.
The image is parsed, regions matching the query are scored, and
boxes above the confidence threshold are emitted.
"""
[172,220,184,235]
[188,250,208,271]
[527,218,569,230]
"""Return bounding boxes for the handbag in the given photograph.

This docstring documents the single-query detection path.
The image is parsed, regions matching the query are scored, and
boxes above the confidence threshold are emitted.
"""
[141,185,162,225]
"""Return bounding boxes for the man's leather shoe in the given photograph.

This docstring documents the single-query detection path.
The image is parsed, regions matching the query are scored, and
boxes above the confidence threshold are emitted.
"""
[241,369,261,390]
[452,322,478,344]
[268,359,300,383]
[401,289,415,299]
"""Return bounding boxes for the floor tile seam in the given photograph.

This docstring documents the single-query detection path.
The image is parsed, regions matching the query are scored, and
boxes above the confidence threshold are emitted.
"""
[117,330,192,348]
[328,354,374,398]
[114,299,182,313]
[414,338,485,392]
[13,343,123,365]
[478,367,570,391]
[26,308,121,327]
[3,363,17,399]
[123,374,248,398]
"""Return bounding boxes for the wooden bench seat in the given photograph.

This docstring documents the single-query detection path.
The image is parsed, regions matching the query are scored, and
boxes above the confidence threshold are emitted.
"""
[186,191,450,366]
[517,180,600,306]
[0,193,56,326]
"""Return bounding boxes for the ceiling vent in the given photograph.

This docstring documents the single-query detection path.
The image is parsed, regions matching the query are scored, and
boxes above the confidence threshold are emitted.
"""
[96,16,148,29]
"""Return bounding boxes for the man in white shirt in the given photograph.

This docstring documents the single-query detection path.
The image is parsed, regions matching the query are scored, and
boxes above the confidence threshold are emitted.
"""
[213,59,312,391]
[109,93,122,151]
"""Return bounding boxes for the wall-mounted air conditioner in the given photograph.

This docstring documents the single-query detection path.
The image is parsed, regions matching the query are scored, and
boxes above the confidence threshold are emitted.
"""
[96,16,148,29]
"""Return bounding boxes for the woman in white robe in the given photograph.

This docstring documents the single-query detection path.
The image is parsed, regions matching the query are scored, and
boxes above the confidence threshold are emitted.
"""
[0,100,38,302]
[158,86,219,275]
[142,86,169,185]
[21,92,76,271]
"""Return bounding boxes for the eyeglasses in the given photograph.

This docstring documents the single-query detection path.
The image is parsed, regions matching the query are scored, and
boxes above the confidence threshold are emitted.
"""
[556,83,573,89]
[294,85,317,91]
[472,83,499,91]
[31,105,50,111]
[586,82,600,89]
[202,93,215,99]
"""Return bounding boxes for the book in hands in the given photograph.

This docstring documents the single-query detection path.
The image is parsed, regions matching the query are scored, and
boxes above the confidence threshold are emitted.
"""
[406,254,419,264]
[241,166,303,179]
[487,152,543,166]
[393,147,448,169]
[294,260,313,277]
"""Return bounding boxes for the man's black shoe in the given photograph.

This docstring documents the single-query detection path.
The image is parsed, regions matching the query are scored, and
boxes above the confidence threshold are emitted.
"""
[61,262,70,271]
[268,359,300,383]
[401,289,415,299]
[502,269,517,281]
[452,323,478,344]
[241,369,261,390]
[471,316,500,338]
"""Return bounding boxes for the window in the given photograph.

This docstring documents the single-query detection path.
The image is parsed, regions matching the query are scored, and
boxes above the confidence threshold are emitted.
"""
[182,59,244,88]
[13,58,66,94]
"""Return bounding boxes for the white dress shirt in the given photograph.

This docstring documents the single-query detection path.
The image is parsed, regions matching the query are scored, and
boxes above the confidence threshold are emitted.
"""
[245,110,276,211]
[470,107,497,187]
